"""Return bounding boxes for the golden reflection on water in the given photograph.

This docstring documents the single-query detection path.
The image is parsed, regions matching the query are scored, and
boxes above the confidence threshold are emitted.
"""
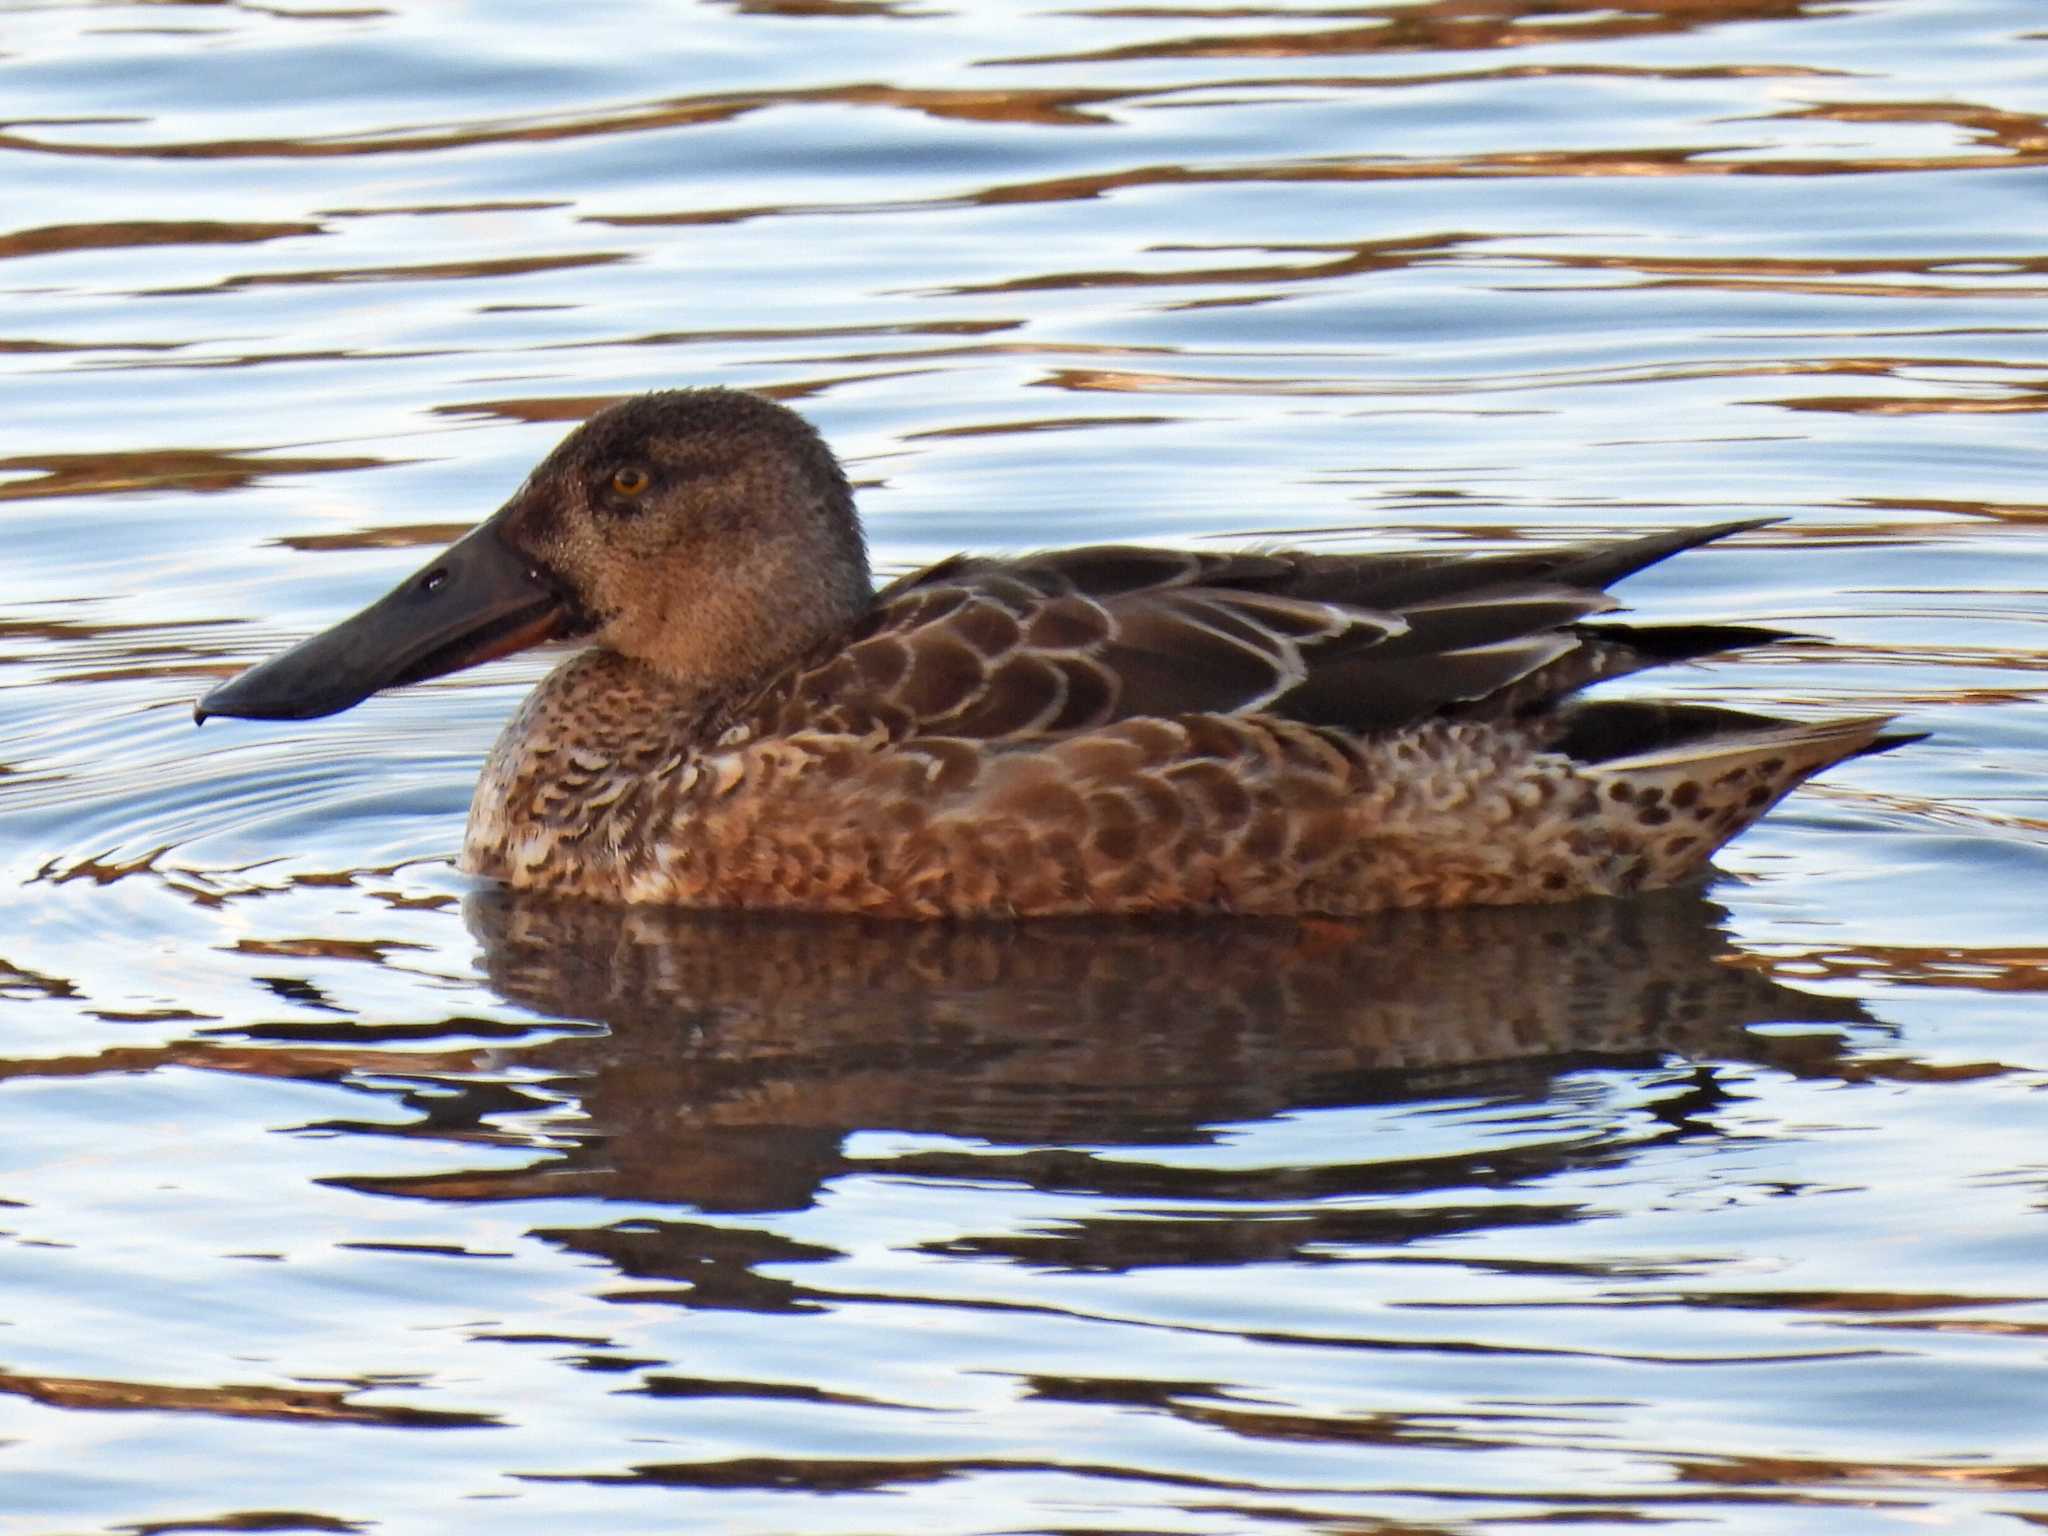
[0,219,322,261]
[1859,495,2048,524]
[0,449,386,502]
[277,522,474,551]
[0,1370,497,1430]
[1004,0,1854,64]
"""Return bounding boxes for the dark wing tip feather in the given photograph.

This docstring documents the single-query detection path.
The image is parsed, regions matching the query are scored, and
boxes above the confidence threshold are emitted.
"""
[1859,729,1930,759]
[1544,516,1785,591]
[1258,517,1782,613]
[1578,621,1800,661]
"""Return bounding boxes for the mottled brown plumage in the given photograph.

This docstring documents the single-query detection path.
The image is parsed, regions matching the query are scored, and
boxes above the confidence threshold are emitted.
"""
[198,388,1918,915]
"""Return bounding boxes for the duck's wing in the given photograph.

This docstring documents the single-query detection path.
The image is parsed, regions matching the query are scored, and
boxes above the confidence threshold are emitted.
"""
[749,546,1406,741]
[750,522,1778,742]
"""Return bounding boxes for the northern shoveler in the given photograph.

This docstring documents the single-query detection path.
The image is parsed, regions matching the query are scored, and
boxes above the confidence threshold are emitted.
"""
[196,388,1915,916]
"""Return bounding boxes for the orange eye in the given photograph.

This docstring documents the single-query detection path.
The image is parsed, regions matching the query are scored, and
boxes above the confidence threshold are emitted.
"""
[611,466,651,497]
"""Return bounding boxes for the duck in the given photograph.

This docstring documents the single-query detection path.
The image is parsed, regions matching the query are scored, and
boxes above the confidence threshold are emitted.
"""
[195,387,1916,917]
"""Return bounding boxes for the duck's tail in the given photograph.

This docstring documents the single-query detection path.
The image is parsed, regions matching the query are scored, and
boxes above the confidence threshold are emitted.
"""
[1542,702,1921,888]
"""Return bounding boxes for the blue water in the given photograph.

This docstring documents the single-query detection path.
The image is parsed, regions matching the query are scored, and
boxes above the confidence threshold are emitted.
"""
[2,0,2046,1530]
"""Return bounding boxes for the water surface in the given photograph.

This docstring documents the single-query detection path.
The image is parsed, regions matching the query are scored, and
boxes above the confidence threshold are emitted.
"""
[2,0,2046,1531]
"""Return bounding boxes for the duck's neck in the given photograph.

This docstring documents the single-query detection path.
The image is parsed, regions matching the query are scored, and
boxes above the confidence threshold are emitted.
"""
[597,544,874,702]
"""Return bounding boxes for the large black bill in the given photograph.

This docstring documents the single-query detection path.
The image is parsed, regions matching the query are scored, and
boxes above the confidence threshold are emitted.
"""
[195,524,566,723]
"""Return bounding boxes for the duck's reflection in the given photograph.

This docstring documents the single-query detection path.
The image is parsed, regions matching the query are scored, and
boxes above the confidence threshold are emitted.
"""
[361,889,1871,1226]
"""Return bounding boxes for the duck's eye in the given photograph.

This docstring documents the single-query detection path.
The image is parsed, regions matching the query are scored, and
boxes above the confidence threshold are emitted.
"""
[610,466,651,497]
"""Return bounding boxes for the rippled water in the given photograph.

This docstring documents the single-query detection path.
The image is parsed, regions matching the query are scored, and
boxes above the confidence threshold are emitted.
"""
[3,0,2046,1530]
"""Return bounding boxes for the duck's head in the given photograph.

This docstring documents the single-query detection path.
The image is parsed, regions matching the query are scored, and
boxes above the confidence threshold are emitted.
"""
[196,389,870,722]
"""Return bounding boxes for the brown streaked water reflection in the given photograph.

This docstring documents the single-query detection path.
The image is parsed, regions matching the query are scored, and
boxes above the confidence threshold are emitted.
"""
[4,0,2048,1529]
[1003,0,1879,65]
[404,889,1864,1216]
